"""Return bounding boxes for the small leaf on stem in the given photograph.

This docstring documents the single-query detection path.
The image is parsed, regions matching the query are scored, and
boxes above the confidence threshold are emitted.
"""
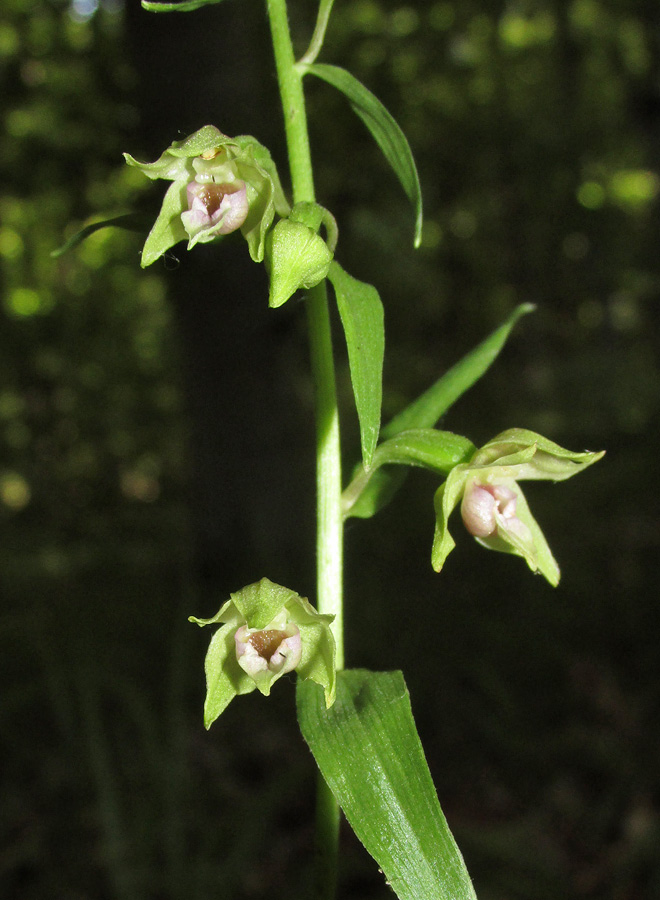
[302,63,423,247]
[327,262,384,467]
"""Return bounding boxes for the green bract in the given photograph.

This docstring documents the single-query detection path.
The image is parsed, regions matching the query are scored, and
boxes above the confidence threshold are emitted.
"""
[266,202,337,308]
[124,126,289,267]
[267,219,333,308]
[189,578,336,728]
[432,429,605,586]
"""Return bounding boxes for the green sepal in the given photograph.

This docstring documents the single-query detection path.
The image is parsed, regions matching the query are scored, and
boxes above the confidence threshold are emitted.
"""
[471,428,605,480]
[140,180,188,267]
[190,578,336,728]
[232,135,290,263]
[267,219,333,309]
[431,430,605,585]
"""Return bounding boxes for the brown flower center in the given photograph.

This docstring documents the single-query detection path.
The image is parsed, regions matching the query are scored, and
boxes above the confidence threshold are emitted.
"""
[247,629,288,660]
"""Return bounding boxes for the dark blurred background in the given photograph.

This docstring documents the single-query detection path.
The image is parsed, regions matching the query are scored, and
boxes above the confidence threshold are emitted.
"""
[1,0,659,898]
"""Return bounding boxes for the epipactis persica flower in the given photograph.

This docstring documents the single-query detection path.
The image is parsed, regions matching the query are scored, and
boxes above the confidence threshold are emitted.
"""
[189,578,336,729]
[124,126,289,267]
[432,428,604,586]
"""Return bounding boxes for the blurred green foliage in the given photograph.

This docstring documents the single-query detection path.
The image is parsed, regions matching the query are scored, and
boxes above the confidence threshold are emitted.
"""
[1,1,659,899]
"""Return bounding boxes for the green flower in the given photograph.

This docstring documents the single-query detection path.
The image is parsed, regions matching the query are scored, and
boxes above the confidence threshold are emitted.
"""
[124,126,289,267]
[432,428,604,586]
[190,578,336,728]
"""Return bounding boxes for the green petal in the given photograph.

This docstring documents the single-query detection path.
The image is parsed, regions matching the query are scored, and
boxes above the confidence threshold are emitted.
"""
[234,135,290,217]
[231,578,301,629]
[286,593,336,706]
[167,125,230,158]
[511,485,560,586]
[296,623,336,708]
[474,429,605,481]
[188,597,242,628]
[431,467,469,572]
[123,150,192,182]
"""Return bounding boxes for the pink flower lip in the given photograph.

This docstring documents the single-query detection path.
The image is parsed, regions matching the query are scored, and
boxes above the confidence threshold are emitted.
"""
[182,179,249,236]
[461,482,518,538]
[235,623,302,677]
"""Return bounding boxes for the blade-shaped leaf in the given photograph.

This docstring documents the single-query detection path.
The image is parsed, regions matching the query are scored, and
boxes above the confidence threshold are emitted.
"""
[51,213,151,258]
[328,262,384,467]
[382,303,535,439]
[373,428,475,473]
[304,63,422,247]
[343,430,475,519]
[297,670,477,900]
[142,0,227,11]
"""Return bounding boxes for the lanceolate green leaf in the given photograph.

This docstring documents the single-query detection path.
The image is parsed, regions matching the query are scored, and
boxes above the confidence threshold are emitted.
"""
[382,303,535,439]
[303,63,423,247]
[342,430,475,518]
[297,670,477,900]
[328,262,384,467]
[142,0,228,11]
[344,304,535,519]
[373,429,475,473]
[51,213,151,258]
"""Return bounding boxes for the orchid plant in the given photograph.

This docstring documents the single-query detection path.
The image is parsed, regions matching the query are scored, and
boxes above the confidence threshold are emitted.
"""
[63,0,604,897]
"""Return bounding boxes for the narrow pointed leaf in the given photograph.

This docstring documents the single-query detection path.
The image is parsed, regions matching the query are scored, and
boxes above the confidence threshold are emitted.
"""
[51,214,151,258]
[373,429,475,473]
[343,430,475,519]
[383,303,535,439]
[328,262,384,467]
[142,0,228,12]
[304,63,422,247]
[297,670,477,900]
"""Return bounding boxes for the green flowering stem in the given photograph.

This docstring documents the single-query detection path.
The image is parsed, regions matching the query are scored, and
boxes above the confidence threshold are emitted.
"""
[266,0,343,894]
[265,0,344,662]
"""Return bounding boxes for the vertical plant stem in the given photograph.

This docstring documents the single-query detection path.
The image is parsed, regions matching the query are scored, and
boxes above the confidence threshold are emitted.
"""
[265,0,344,667]
[266,0,343,896]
